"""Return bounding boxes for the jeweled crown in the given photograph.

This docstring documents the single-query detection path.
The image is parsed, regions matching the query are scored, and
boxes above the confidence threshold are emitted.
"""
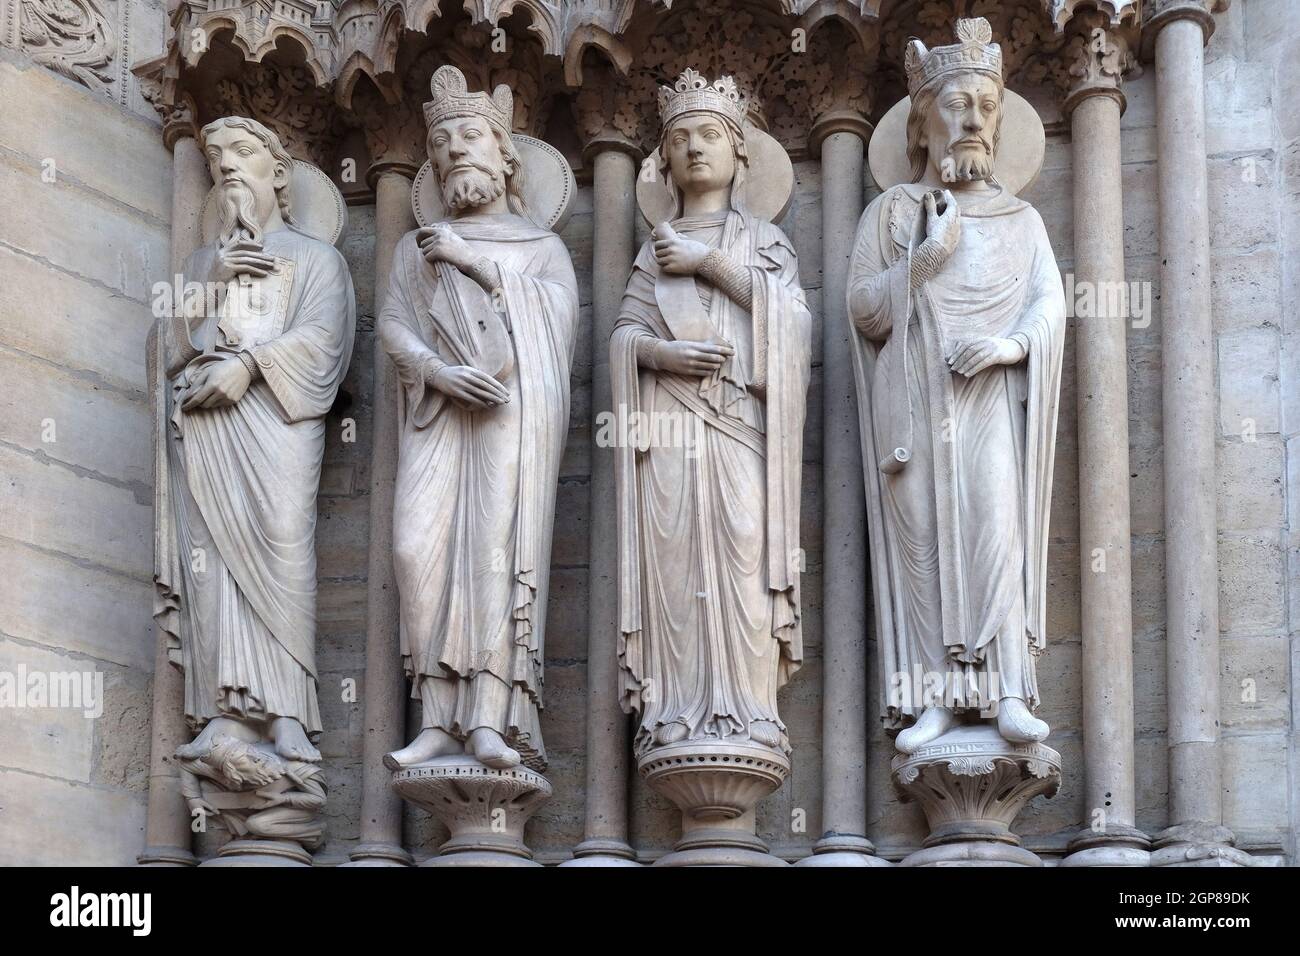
[904,17,1004,98]
[657,69,748,131]
[423,65,513,136]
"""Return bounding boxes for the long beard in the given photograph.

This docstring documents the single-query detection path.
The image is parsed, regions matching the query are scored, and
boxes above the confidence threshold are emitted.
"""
[942,141,995,182]
[441,164,506,212]
[217,181,264,246]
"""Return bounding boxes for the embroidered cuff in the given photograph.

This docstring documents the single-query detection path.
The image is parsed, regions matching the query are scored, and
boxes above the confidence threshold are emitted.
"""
[464,255,501,293]
[698,249,753,309]
[237,350,260,381]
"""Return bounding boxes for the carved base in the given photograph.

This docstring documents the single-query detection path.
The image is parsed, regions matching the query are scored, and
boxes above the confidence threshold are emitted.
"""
[639,740,790,867]
[1061,823,1152,867]
[136,845,197,867]
[391,757,552,867]
[558,838,642,866]
[795,835,895,867]
[341,841,414,867]
[1150,823,1253,868]
[201,838,313,867]
[891,724,1060,867]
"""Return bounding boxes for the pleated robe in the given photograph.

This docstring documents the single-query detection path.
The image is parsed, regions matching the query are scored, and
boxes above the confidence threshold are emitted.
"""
[379,213,577,771]
[846,183,1065,727]
[154,227,356,738]
[611,211,811,756]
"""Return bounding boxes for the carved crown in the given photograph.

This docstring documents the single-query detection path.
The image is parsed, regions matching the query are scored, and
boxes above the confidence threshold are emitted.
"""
[904,17,1004,98]
[423,65,514,136]
[657,69,748,131]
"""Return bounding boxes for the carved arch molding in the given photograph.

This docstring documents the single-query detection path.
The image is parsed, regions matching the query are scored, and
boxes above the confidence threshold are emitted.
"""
[10,1,1143,185]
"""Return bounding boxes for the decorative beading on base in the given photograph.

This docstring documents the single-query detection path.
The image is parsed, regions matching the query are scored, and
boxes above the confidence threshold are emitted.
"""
[891,724,1060,867]
[638,740,790,867]
[391,757,552,867]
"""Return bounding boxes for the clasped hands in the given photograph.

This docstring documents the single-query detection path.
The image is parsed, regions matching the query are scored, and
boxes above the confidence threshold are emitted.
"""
[179,355,252,411]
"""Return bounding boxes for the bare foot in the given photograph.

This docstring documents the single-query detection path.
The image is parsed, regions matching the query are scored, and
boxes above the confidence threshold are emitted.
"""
[895,705,957,754]
[652,720,689,746]
[383,728,462,770]
[996,697,1048,744]
[271,716,321,762]
[467,727,521,769]
[748,719,781,748]
[175,717,227,760]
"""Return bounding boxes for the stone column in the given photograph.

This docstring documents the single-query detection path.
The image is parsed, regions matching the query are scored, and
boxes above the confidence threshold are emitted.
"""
[562,132,641,867]
[1143,0,1248,866]
[139,110,205,866]
[1058,15,1149,868]
[797,114,888,867]
[346,161,418,866]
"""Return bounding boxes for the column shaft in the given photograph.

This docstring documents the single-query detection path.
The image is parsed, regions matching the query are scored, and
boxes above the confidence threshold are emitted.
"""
[1155,18,1222,830]
[1067,90,1144,861]
[139,133,208,865]
[569,145,639,863]
[349,168,417,865]
[817,130,870,848]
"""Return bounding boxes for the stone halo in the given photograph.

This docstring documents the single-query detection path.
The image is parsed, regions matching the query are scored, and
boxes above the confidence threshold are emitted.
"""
[200,159,347,247]
[636,122,795,227]
[868,88,1045,196]
[411,133,577,232]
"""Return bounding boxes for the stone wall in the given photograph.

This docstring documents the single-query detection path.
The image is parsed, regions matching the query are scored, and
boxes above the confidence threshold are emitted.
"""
[0,47,169,864]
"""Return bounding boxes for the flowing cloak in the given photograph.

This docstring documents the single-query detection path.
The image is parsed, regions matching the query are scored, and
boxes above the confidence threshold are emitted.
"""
[846,183,1065,727]
[152,227,356,736]
[611,210,811,753]
[379,213,578,771]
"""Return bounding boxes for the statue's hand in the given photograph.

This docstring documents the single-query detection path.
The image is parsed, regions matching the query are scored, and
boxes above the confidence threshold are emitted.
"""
[946,336,1027,377]
[924,190,961,259]
[179,355,253,410]
[430,364,510,408]
[210,238,277,284]
[418,224,474,271]
[653,222,711,275]
[653,339,734,377]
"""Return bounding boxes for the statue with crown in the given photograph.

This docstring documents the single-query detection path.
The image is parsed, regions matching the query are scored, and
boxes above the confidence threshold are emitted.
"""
[378,65,578,865]
[611,68,812,866]
[847,18,1066,865]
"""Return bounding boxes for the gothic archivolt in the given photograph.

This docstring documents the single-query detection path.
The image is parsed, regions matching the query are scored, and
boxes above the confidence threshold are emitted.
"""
[132,0,1146,181]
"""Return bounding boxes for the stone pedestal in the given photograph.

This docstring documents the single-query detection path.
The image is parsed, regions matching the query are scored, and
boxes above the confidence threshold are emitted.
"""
[639,741,790,867]
[201,839,313,867]
[391,758,552,867]
[892,725,1060,867]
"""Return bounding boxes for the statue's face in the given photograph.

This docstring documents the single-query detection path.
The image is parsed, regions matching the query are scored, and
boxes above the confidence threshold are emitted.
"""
[664,112,736,195]
[921,73,1001,182]
[429,115,508,212]
[204,124,285,228]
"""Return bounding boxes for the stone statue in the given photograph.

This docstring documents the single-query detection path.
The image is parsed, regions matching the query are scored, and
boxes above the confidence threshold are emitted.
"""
[847,18,1066,757]
[153,116,356,861]
[381,65,578,775]
[611,70,811,865]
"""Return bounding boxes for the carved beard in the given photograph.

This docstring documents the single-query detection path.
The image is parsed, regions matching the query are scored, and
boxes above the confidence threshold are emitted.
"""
[441,162,506,212]
[217,180,265,247]
[942,138,995,182]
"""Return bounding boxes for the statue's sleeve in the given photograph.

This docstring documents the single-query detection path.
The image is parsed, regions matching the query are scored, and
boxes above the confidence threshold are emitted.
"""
[847,193,905,342]
[378,233,452,428]
[248,241,356,424]
[1009,208,1067,356]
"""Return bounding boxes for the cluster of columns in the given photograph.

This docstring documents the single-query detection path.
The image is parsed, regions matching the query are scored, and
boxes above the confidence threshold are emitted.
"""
[139,1,1247,866]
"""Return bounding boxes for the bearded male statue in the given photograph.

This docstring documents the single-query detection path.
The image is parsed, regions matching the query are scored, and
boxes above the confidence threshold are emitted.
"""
[154,116,356,841]
[381,66,578,773]
[847,18,1066,755]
